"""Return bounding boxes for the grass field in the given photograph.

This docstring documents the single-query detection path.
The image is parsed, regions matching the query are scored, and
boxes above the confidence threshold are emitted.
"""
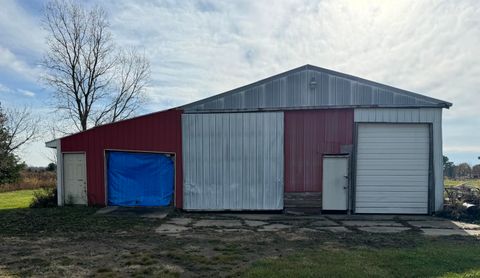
[444,178,480,188]
[0,189,38,210]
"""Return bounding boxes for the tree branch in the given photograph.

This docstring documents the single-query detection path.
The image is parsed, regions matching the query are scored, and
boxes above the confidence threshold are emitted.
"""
[42,0,150,133]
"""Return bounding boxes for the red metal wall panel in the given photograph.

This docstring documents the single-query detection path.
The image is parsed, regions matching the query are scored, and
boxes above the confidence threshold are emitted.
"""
[61,109,183,207]
[284,109,354,192]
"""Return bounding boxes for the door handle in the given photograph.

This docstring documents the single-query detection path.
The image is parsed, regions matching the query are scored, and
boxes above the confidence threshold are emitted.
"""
[344,175,349,179]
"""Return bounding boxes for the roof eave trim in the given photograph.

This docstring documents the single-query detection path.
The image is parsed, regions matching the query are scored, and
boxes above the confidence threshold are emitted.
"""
[45,139,59,149]
[183,104,451,114]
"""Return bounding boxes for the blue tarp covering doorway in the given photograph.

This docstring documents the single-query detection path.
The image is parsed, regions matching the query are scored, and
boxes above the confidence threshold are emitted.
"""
[107,151,174,206]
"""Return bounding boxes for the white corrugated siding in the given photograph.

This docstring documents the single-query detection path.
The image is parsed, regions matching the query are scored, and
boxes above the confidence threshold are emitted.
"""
[355,124,429,214]
[182,112,284,210]
[354,108,444,212]
[183,68,447,112]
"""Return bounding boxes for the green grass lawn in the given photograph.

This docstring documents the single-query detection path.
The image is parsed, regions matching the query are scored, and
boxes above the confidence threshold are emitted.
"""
[445,178,480,188]
[0,189,38,210]
[243,240,480,277]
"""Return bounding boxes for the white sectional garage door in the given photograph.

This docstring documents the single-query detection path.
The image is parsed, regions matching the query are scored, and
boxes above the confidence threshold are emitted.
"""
[355,124,429,214]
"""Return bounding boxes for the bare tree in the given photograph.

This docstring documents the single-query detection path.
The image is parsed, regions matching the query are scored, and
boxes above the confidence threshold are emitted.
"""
[42,0,150,132]
[93,48,150,125]
[3,106,40,154]
[42,121,61,164]
[455,163,472,179]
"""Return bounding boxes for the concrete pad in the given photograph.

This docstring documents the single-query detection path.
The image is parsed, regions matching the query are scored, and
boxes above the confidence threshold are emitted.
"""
[167,218,193,226]
[299,228,317,233]
[258,224,291,232]
[244,220,268,227]
[398,215,439,221]
[271,220,310,226]
[155,224,190,234]
[421,228,469,236]
[311,220,340,227]
[143,212,169,219]
[193,219,242,228]
[95,206,119,214]
[408,220,458,229]
[465,230,480,236]
[325,214,397,221]
[342,220,403,227]
[226,214,276,221]
[292,216,329,220]
[358,227,410,233]
[284,210,306,216]
[452,221,480,230]
[322,214,351,220]
[215,229,253,233]
[317,226,352,233]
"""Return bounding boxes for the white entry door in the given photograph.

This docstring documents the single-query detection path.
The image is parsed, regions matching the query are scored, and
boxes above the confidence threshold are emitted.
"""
[322,156,349,210]
[63,153,87,205]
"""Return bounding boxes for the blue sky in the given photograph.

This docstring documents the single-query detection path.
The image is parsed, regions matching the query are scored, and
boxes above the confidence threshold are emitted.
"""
[0,0,479,166]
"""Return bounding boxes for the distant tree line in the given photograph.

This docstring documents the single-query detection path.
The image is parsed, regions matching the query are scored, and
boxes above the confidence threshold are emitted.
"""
[444,156,480,179]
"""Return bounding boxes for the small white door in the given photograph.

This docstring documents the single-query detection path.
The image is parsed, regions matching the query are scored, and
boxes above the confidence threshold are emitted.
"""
[63,153,87,205]
[322,156,349,210]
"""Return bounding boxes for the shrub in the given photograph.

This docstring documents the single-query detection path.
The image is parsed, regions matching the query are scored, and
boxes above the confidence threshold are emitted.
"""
[46,163,56,172]
[30,187,57,208]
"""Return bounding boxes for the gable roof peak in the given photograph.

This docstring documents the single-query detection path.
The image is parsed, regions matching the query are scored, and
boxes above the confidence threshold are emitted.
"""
[181,64,452,111]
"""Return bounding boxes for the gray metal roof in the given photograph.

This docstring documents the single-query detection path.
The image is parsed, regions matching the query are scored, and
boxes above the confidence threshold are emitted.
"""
[181,64,452,112]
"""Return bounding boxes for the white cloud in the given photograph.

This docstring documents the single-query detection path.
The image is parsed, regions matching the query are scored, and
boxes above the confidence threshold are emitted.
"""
[0,83,12,94]
[1,0,480,165]
[444,145,480,153]
[0,83,37,98]
[18,89,36,97]
[0,0,46,57]
[104,1,480,106]
[0,1,44,91]
[0,46,41,82]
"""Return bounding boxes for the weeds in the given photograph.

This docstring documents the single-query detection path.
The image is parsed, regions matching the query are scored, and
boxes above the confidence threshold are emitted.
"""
[30,187,57,208]
[0,170,55,192]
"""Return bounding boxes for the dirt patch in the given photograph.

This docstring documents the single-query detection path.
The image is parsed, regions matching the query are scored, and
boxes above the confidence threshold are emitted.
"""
[0,212,303,276]
[1,208,479,277]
